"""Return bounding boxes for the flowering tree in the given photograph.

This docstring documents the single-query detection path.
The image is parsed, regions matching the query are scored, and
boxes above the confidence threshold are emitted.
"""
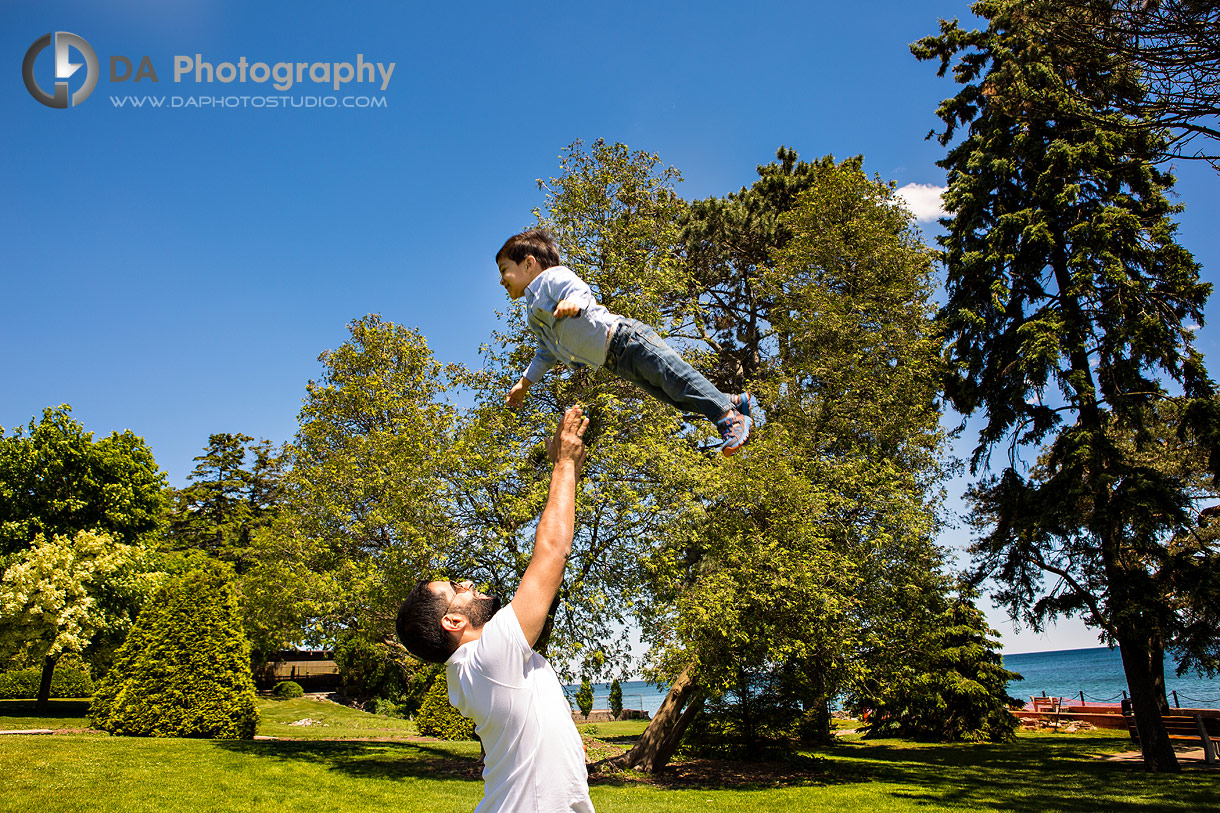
[0,530,151,709]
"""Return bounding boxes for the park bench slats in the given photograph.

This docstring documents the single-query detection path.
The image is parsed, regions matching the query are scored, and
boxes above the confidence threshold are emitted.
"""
[1124,710,1220,764]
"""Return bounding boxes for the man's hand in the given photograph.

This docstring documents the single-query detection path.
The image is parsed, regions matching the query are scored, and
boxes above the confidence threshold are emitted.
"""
[506,377,531,408]
[546,405,589,470]
[553,299,582,319]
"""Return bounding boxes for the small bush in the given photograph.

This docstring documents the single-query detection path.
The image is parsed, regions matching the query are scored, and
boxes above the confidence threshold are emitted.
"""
[609,679,623,718]
[272,680,304,699]
[0,665,95,699]
[575,678,594,717]
[369,697,408,718]
[414,672,475,740]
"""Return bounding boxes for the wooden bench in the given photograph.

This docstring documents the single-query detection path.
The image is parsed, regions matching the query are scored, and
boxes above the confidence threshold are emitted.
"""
[1124,710,1220,764]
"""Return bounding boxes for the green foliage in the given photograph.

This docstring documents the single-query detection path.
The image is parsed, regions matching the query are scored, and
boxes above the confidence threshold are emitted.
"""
[367,696,409,718]
[0,405,165,557]
[413,670,475,740]
[684,665,807,757]
[0,664,94,699]
[866,593,1021,743]
[272,680,303,699]
[162,433,285,575]
[272,315,460,651]
[641,153,951,735]
[1018,0,1220,168]
[0,530,156,705]
[914,0,1219,770]
[333,633,405,701]
[89,565,259,738]
[576,678,595,716]
[609,678,623,718]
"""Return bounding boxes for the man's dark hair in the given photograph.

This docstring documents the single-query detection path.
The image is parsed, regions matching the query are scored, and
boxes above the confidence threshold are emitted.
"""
[396,580,459,664]
[496,229,561,269]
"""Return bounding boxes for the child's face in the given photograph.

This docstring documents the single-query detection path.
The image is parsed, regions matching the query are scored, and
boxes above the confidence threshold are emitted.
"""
[498,255,535,299]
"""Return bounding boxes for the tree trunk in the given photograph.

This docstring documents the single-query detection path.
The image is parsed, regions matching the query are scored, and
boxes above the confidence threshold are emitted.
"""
[650,692,704,769]
[1118,631,1180,772]
[805,655,832,742]
[603,663,703,773]
[35,654,58,712]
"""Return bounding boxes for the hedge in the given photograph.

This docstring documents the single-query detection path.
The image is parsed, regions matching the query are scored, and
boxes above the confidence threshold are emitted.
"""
[0,665,94,699]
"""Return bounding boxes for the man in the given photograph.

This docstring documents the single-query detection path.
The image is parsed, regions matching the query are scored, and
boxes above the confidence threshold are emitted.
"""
[397,406,595,812]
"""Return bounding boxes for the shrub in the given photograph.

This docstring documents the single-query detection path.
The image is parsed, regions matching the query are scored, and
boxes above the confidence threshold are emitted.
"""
[369,697,408,718]
[0,665,94,699]
[88,564,259,738]
[334,633,404,700]
[575,678,595,717]
[414,671,475,740]
[609,679,623,718]
[272,680,304,699]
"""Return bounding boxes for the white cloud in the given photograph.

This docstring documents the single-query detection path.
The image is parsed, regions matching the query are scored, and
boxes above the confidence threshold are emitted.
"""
[895,183,948,223]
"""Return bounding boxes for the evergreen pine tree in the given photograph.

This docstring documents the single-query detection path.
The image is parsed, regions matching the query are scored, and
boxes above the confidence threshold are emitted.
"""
[914,0,1219,771]
[868,593,1021,742]
[576,678,595,718]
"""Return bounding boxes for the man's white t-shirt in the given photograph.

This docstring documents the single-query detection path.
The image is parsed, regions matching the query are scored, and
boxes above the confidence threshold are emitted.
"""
[446,604,595,813]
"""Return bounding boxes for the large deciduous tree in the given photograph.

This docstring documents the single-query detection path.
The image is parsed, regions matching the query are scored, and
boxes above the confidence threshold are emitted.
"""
[598,150,953,771]
[0,406,166,707]
[248,315,460,687]
[914,0,1220,771]
[446,139,695,671]
[0,405,166,557]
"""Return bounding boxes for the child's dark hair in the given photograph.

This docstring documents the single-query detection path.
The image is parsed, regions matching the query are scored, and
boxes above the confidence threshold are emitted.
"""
[496,229,561,269]
[396,580,459,664]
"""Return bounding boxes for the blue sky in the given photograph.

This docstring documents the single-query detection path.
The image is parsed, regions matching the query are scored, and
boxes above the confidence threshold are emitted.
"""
[4,1,1217,654]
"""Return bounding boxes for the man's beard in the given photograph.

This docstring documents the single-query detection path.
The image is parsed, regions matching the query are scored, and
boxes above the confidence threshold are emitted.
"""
[463,594,502,628]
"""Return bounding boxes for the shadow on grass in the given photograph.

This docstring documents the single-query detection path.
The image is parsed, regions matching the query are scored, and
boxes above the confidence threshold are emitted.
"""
[212,738,483,783]
[829,734,1220,812]
[590,751,854,791]
[0,699,91,719]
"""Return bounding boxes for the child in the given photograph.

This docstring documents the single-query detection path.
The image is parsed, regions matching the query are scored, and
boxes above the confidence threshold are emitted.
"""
[496,229,752,456]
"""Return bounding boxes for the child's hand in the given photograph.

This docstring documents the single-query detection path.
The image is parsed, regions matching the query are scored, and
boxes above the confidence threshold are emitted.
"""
[553,299,582,319]
[506,377,531,408]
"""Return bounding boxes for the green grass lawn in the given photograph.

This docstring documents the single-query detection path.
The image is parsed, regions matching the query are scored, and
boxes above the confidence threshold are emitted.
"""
[2,699,1217,812]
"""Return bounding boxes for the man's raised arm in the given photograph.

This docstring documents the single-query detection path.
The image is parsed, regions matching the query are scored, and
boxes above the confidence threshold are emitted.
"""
[511,406,588,648]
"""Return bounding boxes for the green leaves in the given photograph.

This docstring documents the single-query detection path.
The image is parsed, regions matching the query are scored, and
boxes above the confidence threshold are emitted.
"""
[867,592,1022,743]
[0,530,149,665]
[89,564,259,738]
[919,1,1220,769]
[0,405,166,558]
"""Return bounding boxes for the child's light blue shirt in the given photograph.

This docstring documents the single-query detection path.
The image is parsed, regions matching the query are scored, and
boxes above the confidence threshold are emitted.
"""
[521,266,621,383]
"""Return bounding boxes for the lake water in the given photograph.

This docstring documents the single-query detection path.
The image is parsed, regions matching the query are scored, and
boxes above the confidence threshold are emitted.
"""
[564,680,671,718]
[567,648,1220,716]
[1003,646,1220,708]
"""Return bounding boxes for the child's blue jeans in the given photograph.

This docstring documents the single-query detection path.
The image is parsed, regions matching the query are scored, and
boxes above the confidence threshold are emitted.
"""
[603,318,732,424]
